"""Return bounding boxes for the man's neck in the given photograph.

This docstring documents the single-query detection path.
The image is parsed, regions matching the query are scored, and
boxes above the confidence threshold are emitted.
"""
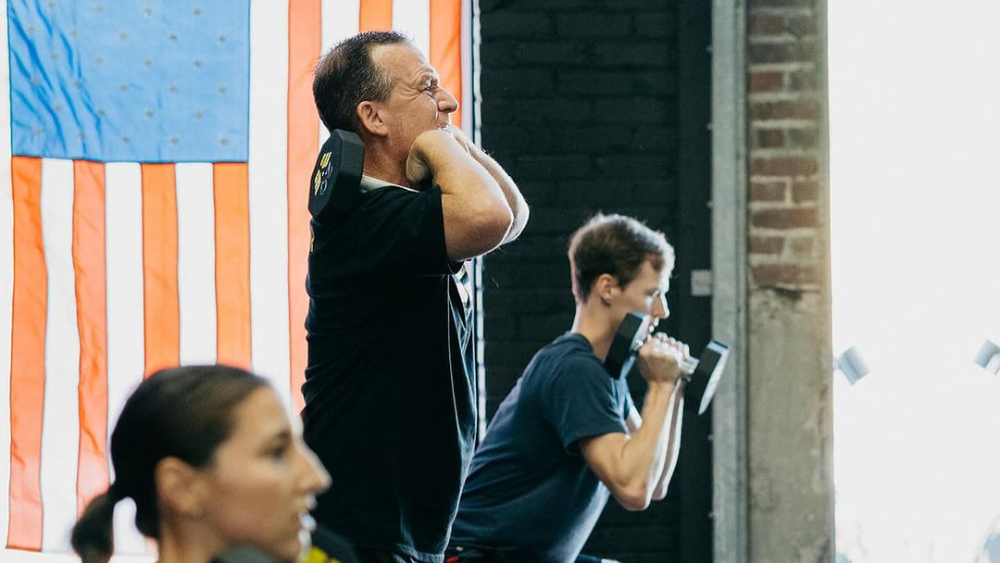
[570,303,618,361]
[363,142,410,188]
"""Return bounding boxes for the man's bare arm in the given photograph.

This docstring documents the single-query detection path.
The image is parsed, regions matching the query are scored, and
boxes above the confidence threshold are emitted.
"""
[579,381,675,511]
[449,127,529,244]
[620,381,684,502]
[578,339,683,511]
[651,381,685,500]
[406,129,513,261]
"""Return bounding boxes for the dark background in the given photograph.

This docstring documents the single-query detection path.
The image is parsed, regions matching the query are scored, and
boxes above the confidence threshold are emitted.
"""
[478,1,714,562]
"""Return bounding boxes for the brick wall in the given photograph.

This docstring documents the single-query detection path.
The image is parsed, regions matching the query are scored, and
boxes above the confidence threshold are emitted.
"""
[745,1,834,561]
[746,0,826,291]
[478,1,711,562]
[478,0,684,415]
[477,0,830,560]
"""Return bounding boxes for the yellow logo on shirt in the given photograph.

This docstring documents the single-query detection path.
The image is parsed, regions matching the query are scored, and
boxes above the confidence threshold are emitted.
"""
[301,546,342,563]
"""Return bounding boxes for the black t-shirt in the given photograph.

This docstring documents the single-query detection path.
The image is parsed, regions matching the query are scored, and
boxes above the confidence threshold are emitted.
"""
[302,180,475,563]
[449,333,633,563]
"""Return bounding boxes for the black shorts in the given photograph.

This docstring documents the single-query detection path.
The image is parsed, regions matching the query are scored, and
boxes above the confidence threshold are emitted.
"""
[445,549,604,563]
[353,548,433,563]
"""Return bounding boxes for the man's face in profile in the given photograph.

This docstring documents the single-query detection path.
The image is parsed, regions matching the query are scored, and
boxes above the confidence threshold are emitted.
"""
[370,41,459,159]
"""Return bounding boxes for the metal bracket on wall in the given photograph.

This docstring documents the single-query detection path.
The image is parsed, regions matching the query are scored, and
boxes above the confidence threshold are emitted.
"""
[691,269,713,296]
[974,339,1000,374]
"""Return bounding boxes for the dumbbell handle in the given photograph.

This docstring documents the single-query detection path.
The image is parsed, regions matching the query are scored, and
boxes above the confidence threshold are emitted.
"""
[629,338,698,378]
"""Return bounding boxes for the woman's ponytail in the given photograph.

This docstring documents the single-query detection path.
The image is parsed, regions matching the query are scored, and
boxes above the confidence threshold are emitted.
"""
[70,489,119,563]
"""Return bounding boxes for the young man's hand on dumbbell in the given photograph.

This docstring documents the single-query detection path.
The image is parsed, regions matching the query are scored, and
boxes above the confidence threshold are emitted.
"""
[637,333,688,386]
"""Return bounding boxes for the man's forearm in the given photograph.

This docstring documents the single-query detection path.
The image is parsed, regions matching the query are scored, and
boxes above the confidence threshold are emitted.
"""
[652,382,685,498]
[613,381,676,506]
[466,143,529,243]
[412,129,513,260]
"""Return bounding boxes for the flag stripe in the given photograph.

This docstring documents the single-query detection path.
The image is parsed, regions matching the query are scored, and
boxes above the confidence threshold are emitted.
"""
[214,163,252,369]
[459,0,473,134]
[140,164,180,376]
[72,161,110,518]
[7,156,45,551]
[104,163,147,555]
[287,0,322,413]
[175,163,218,366]
[360,0,394,31]
[249,0,292,406]
[318,0,361,149]
[3,2,475,557]
[430,0,464,130]
[0,0,15,544]
[394,0,431,58]
[39,158,79,552]
[321,0,360,62]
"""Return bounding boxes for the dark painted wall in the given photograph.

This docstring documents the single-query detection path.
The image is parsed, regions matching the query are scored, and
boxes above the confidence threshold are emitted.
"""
[478,1,713,562]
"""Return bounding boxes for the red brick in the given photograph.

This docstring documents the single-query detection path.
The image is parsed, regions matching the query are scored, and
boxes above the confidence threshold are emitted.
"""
[748,14,785,36]
[789,127,819,148]
[789,236,815,257]
[750,236,785,255]
[751,0,814,7]
[749,70,784,92]
[789,69,819,91]
[750,100,821,120]
[748,40,819,65]
[752,264,820,286]
[751,157,818,177]
[751,208,817,229]
[755,128,785,149]
[792,181,819,203]
[788,15,817,37]
[750,181,787,201]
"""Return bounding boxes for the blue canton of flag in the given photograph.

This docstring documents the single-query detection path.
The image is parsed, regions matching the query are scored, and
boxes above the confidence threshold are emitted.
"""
[8,0,250,162]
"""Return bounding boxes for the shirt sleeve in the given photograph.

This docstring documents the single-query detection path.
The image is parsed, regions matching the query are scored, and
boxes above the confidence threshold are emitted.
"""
[346,185,460,277]
[542,357,629,454]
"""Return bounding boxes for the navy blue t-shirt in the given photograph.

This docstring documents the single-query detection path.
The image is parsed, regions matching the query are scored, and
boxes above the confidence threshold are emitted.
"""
[302,180,475,563]
[449,333,634,563]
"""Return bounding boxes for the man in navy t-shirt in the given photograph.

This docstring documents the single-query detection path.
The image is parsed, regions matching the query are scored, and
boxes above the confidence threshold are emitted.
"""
[448,214,687,563]
[304,31,528,563]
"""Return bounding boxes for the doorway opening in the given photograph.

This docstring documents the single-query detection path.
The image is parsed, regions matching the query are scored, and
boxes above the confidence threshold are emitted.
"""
[830,2,1000,561]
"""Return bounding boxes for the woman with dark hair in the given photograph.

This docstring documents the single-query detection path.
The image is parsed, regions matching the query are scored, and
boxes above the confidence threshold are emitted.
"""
[71,365,331,563]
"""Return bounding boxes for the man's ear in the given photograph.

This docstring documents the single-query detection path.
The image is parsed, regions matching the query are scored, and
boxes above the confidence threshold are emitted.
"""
[155,457,209,519]
[594,274,619,305]
[356,102,388,137]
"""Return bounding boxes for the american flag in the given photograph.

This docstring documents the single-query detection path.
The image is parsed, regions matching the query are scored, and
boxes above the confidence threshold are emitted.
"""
[0,0,474,559]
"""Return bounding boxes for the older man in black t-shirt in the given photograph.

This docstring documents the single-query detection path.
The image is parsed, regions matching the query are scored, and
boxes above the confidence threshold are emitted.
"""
[303,31,528,563]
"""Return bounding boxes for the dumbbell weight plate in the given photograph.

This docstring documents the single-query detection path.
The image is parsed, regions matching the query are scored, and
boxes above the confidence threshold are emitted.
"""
[605,312,652,379]
[309,129,365,223]
[694,340,729,415]
[605,312,731,416]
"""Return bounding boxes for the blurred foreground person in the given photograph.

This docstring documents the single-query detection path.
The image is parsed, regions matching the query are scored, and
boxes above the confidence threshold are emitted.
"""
[71,365,331,563]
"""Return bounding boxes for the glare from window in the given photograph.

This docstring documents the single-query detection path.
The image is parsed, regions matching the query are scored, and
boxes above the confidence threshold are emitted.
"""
[830,1,1000,562]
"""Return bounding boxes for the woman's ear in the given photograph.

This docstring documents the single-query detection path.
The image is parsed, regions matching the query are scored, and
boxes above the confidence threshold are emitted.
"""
[356,102,388,137]
[155,457,208,520]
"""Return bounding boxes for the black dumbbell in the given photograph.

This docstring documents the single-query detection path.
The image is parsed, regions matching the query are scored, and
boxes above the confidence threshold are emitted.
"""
[605,312,730,415]
[309,129,365,223]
